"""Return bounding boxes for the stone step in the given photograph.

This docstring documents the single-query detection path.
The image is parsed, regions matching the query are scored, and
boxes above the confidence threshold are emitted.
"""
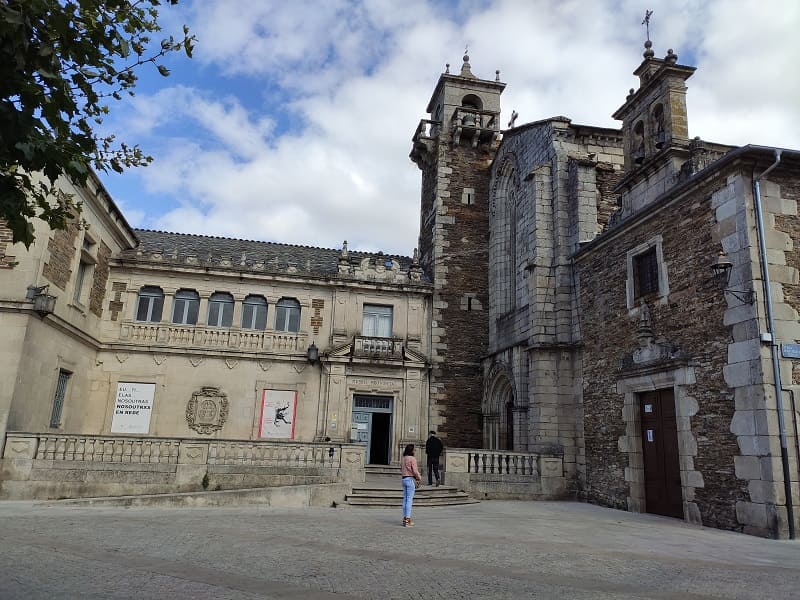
[345,496,479,507]
[345,481,477,508]
[351,486,461,497]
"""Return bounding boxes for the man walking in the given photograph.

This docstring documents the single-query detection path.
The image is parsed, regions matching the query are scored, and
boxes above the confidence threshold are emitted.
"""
[425,431,443,486]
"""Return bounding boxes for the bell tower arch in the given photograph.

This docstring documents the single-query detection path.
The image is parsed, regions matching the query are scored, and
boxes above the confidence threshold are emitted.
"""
[410,54,505,447]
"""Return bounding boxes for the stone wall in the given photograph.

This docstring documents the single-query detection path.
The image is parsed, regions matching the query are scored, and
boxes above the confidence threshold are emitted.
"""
[41,218,80,291]
[575,179,749,531]
[89,241,111,317]
[428,142,493,447]
[0,220,16,270]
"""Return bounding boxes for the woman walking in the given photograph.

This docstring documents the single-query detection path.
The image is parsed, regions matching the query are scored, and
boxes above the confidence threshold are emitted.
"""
[401,443,422,527]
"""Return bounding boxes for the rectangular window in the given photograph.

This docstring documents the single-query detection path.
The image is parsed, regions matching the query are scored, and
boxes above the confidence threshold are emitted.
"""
[242,298,268,330]
[275,299,301,332]
[73,236,96,305]
[362,304,393,338]
[633,246,659,298]
[50,369,71,427]
[73,260,89,303]
[172,291,200,325]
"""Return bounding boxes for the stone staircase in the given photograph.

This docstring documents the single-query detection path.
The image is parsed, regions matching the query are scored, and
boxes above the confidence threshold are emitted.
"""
[345,466,478,507]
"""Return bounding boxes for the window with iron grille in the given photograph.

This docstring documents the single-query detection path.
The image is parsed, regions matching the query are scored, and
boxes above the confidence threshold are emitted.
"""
[633,246,659,298]
[50,369,71,427]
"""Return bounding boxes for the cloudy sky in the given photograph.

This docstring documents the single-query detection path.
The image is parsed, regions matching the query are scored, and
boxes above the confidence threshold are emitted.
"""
[99,0,800,256]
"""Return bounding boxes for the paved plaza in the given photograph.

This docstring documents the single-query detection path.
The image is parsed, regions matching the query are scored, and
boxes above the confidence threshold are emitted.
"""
[0,499,798,599]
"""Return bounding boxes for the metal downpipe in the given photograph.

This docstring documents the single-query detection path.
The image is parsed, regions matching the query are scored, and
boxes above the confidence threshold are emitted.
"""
[753,149,795,538]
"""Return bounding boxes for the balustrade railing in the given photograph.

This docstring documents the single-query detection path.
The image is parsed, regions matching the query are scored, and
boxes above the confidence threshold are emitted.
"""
[445,448,542,477]
[208,441,338,467]
[4,432,360,471]
[34,434,180,464]
[353,336,403,359]
[119,321,306,353]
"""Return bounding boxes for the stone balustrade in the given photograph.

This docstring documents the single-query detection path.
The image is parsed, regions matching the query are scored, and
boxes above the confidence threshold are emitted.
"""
[119,321,307,353]
[1,432,365,500]
[444,448,567,500]
[353,336,403,359]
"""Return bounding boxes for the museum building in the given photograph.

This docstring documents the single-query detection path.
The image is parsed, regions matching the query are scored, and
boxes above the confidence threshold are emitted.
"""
[2,38,799,538]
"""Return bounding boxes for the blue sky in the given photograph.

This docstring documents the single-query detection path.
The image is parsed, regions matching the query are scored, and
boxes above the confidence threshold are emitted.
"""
[98,0,800,256]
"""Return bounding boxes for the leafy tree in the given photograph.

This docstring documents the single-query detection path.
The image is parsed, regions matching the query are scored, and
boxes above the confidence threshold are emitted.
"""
[0,0,195,247]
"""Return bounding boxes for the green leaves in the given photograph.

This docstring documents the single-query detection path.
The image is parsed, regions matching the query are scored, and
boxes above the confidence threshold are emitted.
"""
[0,0,196,247]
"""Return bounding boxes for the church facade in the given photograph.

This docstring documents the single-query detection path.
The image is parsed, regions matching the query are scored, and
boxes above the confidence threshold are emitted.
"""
[411,41,799,538]
[1,40,798,537]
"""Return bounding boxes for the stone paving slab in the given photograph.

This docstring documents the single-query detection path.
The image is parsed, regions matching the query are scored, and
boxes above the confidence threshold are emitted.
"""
[0,499,798,599]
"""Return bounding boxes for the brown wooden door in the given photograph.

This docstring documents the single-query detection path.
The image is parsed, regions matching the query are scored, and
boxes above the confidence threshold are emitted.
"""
[640,389,683,518]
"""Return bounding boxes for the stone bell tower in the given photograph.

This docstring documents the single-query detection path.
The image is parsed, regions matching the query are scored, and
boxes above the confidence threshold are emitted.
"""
[410,54,505,447]
[612,40,696,215]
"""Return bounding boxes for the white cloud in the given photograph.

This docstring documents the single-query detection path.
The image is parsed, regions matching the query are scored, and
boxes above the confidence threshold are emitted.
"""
[101,0,800,256]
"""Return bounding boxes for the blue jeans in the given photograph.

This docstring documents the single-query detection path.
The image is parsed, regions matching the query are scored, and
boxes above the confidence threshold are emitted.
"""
[402,477,416,518]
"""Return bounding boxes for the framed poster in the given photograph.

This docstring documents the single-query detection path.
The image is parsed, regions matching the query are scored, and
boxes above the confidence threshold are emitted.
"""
[258,389,297,439]
[111,382,156,434]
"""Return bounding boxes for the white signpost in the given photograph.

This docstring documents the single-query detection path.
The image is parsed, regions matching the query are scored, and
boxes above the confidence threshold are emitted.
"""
[111,382,156,434]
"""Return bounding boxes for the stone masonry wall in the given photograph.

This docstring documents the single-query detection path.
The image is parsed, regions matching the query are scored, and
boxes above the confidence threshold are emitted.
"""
[763,171,800,535]
[429,141,493,448]
[89,241,112,317]
[0,221,16,270]
[576,183,748,531]
[42,218,80,291]
[596,163,623,232]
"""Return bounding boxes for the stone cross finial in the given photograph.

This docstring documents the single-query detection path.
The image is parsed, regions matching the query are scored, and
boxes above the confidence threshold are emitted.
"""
[508,110,518,128]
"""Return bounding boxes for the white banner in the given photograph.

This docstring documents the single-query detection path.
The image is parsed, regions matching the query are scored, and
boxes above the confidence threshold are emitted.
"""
[111,382,156,434]
[258,389,297,439]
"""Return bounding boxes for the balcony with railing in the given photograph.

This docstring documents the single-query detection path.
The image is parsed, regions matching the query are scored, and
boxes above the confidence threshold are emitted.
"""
[353,335,404,360]
[118,321,307,353]
[410,119,440,166]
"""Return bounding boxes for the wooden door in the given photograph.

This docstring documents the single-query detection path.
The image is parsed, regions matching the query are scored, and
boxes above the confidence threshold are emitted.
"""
[640,389,683,518]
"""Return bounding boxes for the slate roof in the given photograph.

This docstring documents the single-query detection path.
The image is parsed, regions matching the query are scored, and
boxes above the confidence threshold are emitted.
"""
[118,230,426,281]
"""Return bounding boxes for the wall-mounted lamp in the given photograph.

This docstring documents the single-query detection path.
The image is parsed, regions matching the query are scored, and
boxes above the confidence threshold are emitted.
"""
[307,342,319,364]
[27,284,57,315]
[711,252,755,305]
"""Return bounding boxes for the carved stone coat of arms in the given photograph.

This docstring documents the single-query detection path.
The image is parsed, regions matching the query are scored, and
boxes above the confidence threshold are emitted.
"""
[186,386,229,434]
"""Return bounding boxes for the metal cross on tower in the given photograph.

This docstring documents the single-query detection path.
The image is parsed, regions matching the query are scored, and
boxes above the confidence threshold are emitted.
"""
[642,10,654,41]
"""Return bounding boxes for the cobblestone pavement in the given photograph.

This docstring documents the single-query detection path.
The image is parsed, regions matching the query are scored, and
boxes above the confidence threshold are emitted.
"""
[1,499,798,599]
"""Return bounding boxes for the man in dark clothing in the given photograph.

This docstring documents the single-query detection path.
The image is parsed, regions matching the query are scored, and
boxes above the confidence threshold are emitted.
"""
[425,431,444,486]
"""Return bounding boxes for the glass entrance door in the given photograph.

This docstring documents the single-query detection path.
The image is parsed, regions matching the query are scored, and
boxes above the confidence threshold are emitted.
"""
[351,395,393,465]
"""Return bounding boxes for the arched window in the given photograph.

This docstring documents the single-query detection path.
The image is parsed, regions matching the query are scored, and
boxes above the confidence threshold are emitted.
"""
[172,289,199,325]
[275,298,301,332]
[135,286,164,322]
[242,295,267,330]
[461,94,483,110]
[207,292,234,327]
